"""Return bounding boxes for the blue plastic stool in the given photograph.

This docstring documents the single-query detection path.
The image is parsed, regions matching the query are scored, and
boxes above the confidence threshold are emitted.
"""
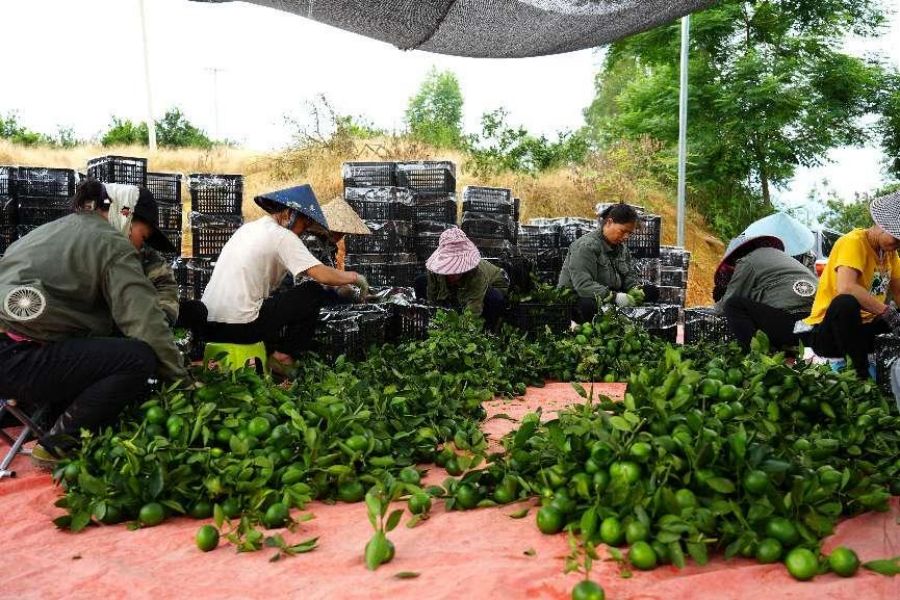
[203,341,268,374]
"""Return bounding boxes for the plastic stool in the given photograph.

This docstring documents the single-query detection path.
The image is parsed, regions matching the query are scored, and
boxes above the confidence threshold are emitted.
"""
[203,341,268,374]
[1,399,47,480]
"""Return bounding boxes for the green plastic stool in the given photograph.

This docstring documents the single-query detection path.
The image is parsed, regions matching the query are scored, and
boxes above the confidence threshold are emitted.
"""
[203,341,268,374]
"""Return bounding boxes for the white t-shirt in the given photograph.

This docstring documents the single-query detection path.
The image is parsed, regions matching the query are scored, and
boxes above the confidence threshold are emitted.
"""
[202,216,321,323]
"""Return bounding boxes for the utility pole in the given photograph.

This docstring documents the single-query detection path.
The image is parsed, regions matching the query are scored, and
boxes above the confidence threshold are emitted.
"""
[205,67,226,140]
[138,0,157,150]
[676,15,690,248]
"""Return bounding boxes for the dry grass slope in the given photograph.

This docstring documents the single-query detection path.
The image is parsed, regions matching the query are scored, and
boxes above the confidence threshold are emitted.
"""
[0,140,722,306]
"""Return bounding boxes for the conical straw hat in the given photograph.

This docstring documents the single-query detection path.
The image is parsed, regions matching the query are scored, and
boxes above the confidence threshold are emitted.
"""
[322,197,371,235]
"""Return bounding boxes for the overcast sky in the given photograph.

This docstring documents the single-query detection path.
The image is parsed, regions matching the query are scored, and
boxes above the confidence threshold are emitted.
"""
[0,0,897,215]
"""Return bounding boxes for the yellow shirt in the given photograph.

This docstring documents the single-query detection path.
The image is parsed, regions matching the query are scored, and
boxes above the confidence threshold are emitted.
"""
[805,228,900,325]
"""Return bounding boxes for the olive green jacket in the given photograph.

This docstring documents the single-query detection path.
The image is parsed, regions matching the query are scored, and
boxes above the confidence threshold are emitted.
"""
[141,247,179,325]
[0,213,187,380]
[558,230,640,299]
[427,260,509,316]
[715,247,818,316]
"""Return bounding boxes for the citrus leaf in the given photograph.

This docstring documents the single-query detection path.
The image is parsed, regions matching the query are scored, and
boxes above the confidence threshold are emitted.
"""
[508,508,530,519]
[863,556,900,576]
[385,509,404,532]
[523,548,537,556]
[706,478,735,494]
[394,572,421,579]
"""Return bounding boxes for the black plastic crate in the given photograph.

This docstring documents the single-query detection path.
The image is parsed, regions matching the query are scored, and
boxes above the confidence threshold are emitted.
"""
[315,306,391,361]
[87,155,147,186]
[346,197,412,221]
[660,267,685,288]
[147,172,182,204]
[660,245,691,269]
[15,167,77,199]
[395,161,456,195]
[0,225,17,254]
[345,221,414,254]
[414,220,455,234]
[510,302,573,337]
[463,185,512,204]
[158,201,183,230]
[16,225,37,240]
[160,228,183,256]
[648,325,678,344]
[414,231,442,261]
[461,213,517,241]
[471,237,516,258]
[0,166,15,198]
[518,224,561,251]
[344,252,417,266]
[189,174,243,214]
[191,222,241,258]
[624,215,662,259]
[346,260,419,287]
[391,304,438,341]
[614,303,680,330]
[411,196,457,224]
[521,250,565,273]
[595,202,645,217]
[658,285,685,307]
[684,307,734,345]
[342,162,396,188]
[874,334,900,394]
[1,195,17,226]
[179,258,215,298]
[16,197,72,226]
[635,258,661,285]
[532,269,559,285]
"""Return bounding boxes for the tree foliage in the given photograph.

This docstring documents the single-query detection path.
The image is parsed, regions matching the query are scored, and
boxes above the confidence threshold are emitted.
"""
[1,112,80,147]
[405,67,465,149]
[585,0,895,239]
[101,108,214,148]
[818,182,900,232]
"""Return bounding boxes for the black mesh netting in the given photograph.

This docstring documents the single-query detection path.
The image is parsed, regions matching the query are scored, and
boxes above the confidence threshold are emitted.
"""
[190,1,713,58]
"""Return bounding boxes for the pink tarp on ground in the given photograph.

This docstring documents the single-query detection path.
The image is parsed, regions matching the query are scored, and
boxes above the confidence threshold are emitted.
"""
[1,383,898,600]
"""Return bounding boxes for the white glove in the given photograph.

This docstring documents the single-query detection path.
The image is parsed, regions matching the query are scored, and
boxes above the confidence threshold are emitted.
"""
[354,273,370,300]
[614,292,634,307]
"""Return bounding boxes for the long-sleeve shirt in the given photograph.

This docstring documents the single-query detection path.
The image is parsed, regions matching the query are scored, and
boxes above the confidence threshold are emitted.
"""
[716,247,818,316]
[558,229,640,299]
[141,247,179,325]
[427,260,509,316]
[0,212,186,380]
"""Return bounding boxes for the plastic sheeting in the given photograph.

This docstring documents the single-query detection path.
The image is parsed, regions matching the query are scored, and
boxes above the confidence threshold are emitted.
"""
[2,381,898,600]
[189,0,714,58]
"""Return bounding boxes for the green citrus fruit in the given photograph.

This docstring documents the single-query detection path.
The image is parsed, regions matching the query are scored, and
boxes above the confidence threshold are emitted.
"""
[629,442,652,462]
[215,428,234,445]
[765,517,800,547]
[726,368,744,385]
[629,541,658,570]
[674,488,697,510]
[337,480,366,503]
[827,546,859,577]
[247,416,271,438]
[743,470,769,495]
[755,538,783,564]
[138,502,165,527]
[345,435,369,452]
[707,367,726,382]
[145,406,167,426]
[408,492,432,515]
[609,461,641,484]
[599,517,624,546]
[455,484,479,510]
[571,580,604,600]
[784,548,818,581]
[263,502,290,528]
[220,498,241,519]
[445,457,463,476]
[189,501,213,519]
[195,524,219,552]
[717,384,739,402]
[536,506,565,534]
[398,466,421,485]
[625,520,649,544]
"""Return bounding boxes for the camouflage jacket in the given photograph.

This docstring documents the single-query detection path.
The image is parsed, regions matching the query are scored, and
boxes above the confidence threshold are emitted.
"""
[558,229,640,299]
[427,260,509,316]
[141,247,179,325]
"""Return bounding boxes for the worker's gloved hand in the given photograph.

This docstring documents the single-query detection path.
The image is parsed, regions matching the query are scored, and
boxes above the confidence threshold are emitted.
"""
[627,287,646,305]
[880,306,900,335]
[354,273,370,301]
[614,292,635,307]
[336,285,357,300]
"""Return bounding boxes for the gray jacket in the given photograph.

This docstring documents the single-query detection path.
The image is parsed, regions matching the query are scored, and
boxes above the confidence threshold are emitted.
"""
[716,247,817,315]
[558,229,640,299]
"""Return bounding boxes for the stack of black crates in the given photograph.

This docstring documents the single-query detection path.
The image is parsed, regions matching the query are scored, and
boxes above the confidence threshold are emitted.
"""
[10,166,77,245]
[683,306,735,345]
[460,185,518,261]
[635,245,691,307]
[147,171,184,261]
[181,173,244,300]
[521,216,594,284]
[0,166,17,255]
[341,161,456,288]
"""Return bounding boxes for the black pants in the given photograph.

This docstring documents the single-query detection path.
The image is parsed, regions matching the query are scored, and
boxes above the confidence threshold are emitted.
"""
[722,296,807,351]
[414,274,506,330]
[808,294,888,378]
[0,336,156,450]
[204,282,323,359]
[574,285,660,324]
[175,300,208,341]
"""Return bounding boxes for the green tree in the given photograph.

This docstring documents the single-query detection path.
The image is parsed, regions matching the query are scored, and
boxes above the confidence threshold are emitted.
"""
[405,67,465,149]
[101,108,214,148]
[586,0,892,239]
[0,112,54,146]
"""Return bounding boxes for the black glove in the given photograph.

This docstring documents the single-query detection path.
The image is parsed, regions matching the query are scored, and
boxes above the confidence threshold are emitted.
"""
[880,306,900,335]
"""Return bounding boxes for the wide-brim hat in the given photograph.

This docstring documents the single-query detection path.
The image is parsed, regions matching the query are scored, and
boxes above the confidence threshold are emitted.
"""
[870,191,900,239]
[254,184,328,230]
[740,212,815,256]
[713,234,784,301]
[322,197,371,235]
[425,227,481,275]
[133,188,177,254]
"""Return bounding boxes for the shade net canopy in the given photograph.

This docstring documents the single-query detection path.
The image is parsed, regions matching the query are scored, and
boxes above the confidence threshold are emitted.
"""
[189,0,714,58]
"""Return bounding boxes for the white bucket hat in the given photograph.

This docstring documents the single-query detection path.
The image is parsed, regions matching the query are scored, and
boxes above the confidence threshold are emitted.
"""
[870,191,900,239]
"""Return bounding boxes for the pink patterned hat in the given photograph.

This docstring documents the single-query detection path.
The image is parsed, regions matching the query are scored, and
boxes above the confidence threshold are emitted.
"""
[426,227,482,275]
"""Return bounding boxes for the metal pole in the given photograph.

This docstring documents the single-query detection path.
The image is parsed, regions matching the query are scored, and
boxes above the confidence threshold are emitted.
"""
[138,0,157,150]
[206,68,223,140]
[676,15,690,248]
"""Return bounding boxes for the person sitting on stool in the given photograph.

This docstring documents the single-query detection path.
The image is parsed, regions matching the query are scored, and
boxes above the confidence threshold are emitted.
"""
[558,202,657,323]
[713,234,818,351]
[201,185,369,372]
[797,191,900,378]
[414,227,508,329]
